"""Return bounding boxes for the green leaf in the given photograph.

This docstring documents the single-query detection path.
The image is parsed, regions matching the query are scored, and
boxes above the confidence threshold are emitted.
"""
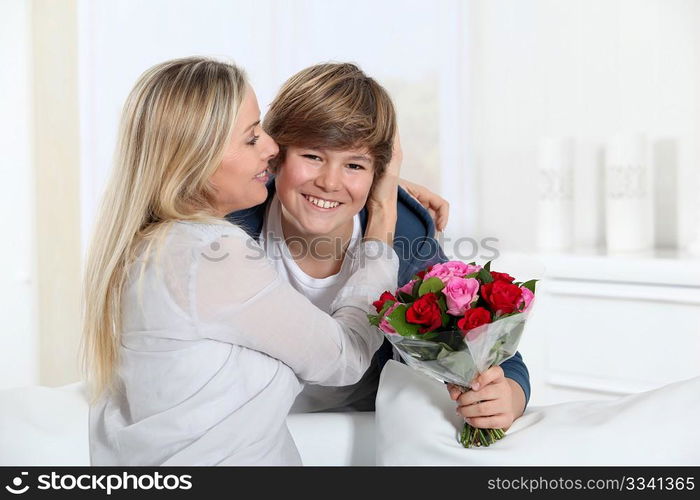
[436,341,456,353]
[441,312,450,326]
[436,345,455,359]
[418,277,445,296]
[521,279,538,293]
[484,261,492,272]
[411,279,423,296]
[418,330,441,341]
[436,329,466,351]
[379,299,396,316]
[396,291,413,303]
[478,268,494,284]
[386,304,421,337]
[437,295,450,326]
[465,272,480,279]
[368,314,380,327]
[496,311,517,319]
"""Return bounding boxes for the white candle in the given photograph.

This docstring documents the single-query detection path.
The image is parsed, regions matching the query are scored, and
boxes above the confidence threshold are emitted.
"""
[687,172,700,257]
[604,133,654,254]
[536,136,574,252]
[573,139,605,251]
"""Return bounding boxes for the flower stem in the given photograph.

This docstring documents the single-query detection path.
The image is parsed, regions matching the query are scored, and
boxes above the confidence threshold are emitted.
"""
[459,422,506,448]
[454,384,506,448]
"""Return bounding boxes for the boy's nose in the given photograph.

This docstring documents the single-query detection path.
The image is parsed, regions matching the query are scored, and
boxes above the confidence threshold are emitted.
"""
[315,166,341,192]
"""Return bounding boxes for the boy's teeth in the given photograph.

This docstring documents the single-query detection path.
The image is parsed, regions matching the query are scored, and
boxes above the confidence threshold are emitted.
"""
[255,170,267,178]
[305,195,339,209]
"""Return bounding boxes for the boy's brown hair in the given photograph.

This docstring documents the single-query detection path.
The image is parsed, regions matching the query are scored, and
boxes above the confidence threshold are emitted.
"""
[263,62,396,181]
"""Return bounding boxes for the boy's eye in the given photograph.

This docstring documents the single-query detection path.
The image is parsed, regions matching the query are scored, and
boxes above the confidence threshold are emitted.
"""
[302,154,322,161]
[347,163,365,171]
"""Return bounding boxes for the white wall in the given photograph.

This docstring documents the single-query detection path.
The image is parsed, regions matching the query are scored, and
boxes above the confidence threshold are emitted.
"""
[0,0,38,390]
[78,0,476,250]
[79,0,283,254]
[469,0,700,254]
[33,0,82,387]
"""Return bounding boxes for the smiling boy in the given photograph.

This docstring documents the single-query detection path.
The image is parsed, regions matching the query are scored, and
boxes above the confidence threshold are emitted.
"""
[230,63,530,418]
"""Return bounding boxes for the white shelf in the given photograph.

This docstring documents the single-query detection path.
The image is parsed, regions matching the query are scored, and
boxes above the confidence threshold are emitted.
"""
[495,249,700,288]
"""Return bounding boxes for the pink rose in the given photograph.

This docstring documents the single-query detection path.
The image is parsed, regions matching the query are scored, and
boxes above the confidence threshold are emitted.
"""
[424,261,482,283]
[519,287,535,312]
[397,280,416,296]
[379,302,400,335]
[443,277,480,316]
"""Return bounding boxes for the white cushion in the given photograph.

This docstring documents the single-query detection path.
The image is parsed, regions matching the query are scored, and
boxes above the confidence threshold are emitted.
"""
[0,382,374,466]
[376,360,700,465]
[0,383,90,465]
[287,412,375,466]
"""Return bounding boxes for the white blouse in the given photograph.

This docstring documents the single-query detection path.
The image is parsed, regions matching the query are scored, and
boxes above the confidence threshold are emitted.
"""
[89,220,398,465]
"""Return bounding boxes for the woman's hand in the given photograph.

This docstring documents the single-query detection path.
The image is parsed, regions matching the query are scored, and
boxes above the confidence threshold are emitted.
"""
[364,132,402,245]
[447,366,526,431]
[399,178,450,232]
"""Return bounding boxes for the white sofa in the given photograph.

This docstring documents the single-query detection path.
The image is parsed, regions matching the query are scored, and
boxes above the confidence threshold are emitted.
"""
[0,382,375,466]
[3,361,699,466]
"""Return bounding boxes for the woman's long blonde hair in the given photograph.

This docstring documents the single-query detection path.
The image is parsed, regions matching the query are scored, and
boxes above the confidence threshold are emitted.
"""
[81,57,247,400]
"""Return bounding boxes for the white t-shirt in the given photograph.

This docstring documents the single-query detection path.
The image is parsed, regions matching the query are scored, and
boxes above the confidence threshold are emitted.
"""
[260,194,363,314]
[261,195,384,412]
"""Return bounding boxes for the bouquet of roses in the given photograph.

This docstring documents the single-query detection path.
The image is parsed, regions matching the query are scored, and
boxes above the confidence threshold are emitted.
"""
[368,260,536,448]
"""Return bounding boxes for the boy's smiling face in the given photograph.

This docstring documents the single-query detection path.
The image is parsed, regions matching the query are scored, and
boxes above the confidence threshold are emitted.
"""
[275,145,375,240]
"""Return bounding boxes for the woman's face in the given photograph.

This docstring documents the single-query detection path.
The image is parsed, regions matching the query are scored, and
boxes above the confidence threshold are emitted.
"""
[275,146,375,239]
[210,86,279,215]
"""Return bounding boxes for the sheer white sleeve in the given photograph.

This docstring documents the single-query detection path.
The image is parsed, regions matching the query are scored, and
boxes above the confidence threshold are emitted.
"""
[179,224,398,386]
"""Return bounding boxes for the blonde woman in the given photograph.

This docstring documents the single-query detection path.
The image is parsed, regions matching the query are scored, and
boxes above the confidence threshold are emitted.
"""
[83,57,401,465]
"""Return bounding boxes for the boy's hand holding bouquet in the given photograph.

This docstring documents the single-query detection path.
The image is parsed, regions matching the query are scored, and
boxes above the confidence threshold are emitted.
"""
[368,260,536,447]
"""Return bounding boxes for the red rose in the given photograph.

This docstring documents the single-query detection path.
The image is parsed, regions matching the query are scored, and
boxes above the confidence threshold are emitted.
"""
[490,271,515,283]
[415,265,433,280]
[480,280,523,314]
[373,291,397,313]
[457,307,492,334]
[406,292,443,333]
